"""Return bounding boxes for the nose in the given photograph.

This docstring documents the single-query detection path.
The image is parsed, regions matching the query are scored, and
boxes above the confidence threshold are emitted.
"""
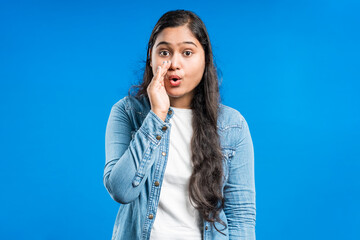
[169,53,181,70]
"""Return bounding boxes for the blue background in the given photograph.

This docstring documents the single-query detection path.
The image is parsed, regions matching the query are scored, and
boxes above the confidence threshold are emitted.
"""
[1,0,359,239]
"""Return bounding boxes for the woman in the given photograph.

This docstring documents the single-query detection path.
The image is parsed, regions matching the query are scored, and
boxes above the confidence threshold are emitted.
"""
[104,10,256,240]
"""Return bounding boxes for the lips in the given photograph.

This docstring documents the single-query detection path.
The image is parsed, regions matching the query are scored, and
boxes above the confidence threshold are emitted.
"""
[167,74,182,87]
[167,75,181,81]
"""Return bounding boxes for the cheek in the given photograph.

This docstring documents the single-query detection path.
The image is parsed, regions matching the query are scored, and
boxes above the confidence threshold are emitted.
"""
[151,58,163,74]
[189,57,205,81]
[150,50,158,72]
[185,67,204,89]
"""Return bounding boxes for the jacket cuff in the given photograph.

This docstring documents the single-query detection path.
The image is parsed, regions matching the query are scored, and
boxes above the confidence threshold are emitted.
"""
[138,109,171,145]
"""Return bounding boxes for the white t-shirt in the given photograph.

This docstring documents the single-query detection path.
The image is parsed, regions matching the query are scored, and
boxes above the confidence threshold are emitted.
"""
[150,107,203,240]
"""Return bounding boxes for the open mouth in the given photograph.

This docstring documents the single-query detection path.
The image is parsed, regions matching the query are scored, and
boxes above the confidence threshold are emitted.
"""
[168,75,182,86]
[168,75,181,81]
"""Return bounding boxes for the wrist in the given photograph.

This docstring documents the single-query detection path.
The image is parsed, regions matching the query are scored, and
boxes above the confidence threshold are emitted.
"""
[152,109,168,122]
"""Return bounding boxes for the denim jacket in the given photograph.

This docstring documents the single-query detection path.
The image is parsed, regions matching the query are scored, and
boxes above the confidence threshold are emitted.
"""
[103,95,256,240]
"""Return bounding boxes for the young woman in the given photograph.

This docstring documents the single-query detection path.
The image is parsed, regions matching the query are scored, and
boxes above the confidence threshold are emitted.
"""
[104,10,256,240]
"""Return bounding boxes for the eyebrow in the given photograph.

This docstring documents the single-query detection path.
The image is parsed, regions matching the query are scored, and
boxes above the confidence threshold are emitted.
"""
[155,41,198,48]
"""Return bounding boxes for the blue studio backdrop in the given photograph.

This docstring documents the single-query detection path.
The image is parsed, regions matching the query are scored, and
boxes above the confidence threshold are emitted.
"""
[1,0,359,239]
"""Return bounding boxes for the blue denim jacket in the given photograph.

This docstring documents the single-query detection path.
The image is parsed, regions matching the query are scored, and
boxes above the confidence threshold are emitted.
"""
[103,95,256,240]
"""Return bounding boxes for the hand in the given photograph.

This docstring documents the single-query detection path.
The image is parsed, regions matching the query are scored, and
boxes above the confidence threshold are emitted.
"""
[147,60,171,121]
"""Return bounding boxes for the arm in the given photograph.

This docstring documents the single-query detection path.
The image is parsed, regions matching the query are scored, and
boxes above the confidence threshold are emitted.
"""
[223,116,256,239]
[103,97,170,204]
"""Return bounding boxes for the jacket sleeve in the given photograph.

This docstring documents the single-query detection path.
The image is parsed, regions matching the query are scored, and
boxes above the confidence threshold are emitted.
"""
[223,116,256,239]
[103,97,170,204]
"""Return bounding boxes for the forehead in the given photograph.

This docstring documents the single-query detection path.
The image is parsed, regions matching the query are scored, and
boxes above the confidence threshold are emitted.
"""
[154,25,200,46]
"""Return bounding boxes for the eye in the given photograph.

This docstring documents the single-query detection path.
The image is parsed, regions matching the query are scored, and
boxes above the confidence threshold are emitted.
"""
[159,50,170,57]
[184,50,192,57]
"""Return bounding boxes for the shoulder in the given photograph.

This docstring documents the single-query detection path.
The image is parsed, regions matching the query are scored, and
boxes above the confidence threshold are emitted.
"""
[111,94,150,112]
[217,103,252,148]
[217,103,247,130]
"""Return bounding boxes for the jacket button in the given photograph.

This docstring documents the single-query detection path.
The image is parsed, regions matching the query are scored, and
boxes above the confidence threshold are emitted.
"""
[162,152,166,156]
[205,226,208,230]
[156,135,161,140]
[168,110,173,115]
[162,126,168,131]
[148,214,154,219]
[154,181,160,186]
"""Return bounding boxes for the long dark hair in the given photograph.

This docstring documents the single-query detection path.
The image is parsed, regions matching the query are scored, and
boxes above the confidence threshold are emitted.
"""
[129,10,226,234]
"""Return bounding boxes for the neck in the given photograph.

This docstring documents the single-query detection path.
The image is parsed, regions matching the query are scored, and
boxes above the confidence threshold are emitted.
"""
[169,92,194,109]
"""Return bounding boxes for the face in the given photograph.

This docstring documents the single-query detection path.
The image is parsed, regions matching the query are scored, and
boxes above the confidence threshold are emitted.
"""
[150,25,206,108]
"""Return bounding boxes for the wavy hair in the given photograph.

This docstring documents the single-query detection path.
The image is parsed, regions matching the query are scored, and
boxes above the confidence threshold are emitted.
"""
[129,10,226,234]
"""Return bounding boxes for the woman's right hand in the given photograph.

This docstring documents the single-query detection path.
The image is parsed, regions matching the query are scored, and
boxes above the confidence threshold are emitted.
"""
[147,60,171,122]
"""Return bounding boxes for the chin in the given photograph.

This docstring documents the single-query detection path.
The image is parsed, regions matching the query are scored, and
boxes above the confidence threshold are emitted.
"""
[167,92,184,98]
[165,88,183,97]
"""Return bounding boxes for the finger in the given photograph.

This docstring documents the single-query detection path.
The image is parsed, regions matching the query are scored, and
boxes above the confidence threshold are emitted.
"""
[158,60,171,82]
[153,61,171,86]
[155,65,161,78]
[154,61,166,83]
[152,65,162,84]
[161,60,171,76]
